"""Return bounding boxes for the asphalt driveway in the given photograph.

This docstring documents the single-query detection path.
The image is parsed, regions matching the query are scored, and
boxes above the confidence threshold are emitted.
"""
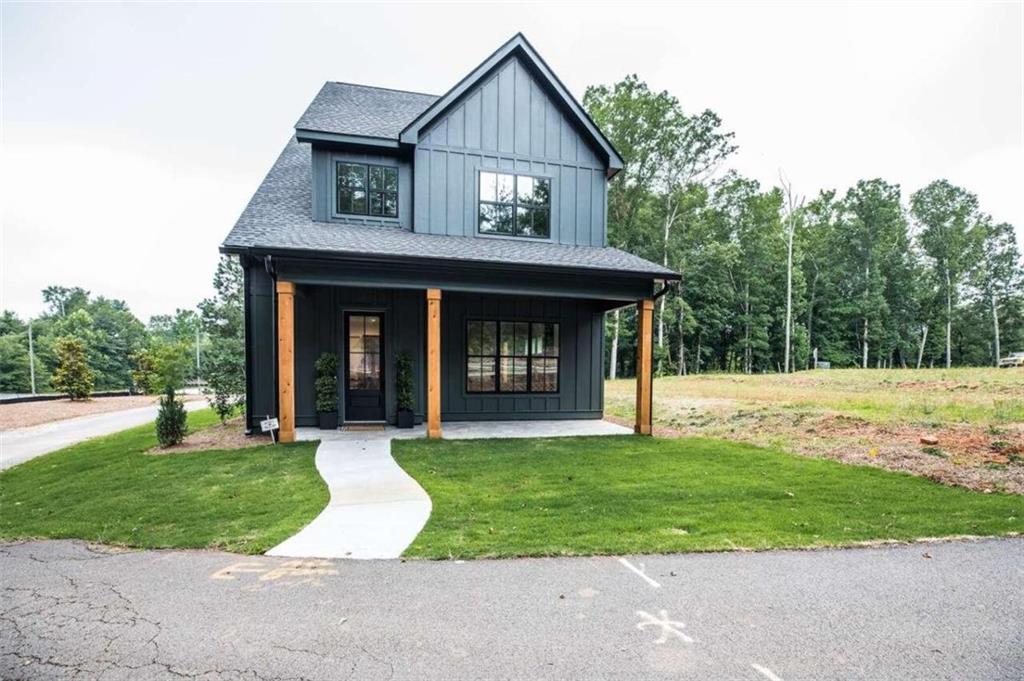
[2,538,1021,680]
[0,400,208,470]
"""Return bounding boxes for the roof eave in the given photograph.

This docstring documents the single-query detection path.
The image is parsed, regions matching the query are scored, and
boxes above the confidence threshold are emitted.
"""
[294,128,401,149]
[219,242,679,282]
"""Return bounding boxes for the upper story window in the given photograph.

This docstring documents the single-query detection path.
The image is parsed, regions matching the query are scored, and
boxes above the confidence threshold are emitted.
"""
[336,162,398,218]
[478,171,550,238]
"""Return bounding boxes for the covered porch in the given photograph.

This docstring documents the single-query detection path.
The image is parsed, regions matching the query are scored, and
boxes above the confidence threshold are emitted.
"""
[246,252,664,442]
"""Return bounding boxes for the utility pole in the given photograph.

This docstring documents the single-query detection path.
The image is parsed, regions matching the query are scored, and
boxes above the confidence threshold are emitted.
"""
[28,320,37,394]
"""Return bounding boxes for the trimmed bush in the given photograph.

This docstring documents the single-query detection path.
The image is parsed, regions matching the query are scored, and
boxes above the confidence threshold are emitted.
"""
[156,386,188,447]
[314,352,339,413]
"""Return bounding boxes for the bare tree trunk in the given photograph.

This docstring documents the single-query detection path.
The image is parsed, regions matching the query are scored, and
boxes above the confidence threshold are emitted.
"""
[677,316,686,376]
[862,318,869,369]
[916,324,928,369]
[744,283,751,374]
[991,291,1001,366]
[609,308,620,379]
[945,269,952,368]
[695,331,702,375]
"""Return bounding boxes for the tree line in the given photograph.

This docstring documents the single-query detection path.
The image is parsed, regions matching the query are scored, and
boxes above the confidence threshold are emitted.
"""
[0,258,245,420]
[584,76,1024,376]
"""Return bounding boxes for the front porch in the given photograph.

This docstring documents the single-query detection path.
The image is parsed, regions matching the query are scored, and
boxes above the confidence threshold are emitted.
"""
[271,281,656,443]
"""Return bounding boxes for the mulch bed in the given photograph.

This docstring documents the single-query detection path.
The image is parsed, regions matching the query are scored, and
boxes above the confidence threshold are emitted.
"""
[148,417,271,454]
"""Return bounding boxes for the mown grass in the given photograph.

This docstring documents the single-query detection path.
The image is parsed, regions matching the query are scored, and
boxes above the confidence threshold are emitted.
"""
[606,368,1024,426]
[393,435,1023,559]
[0,409,326,554]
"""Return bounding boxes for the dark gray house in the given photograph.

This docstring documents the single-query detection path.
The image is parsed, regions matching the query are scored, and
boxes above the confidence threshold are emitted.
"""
[221,33,678,441]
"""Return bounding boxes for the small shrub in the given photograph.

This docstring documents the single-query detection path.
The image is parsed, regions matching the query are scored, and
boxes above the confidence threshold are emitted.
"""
[314,352,339,413]
[922,446,946,458]
[156,386,188,447]
[396,352,414,411]
[202,337,245,423]
[51,336,94,400]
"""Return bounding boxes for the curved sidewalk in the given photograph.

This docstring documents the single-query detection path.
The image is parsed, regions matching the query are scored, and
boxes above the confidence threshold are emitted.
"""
[266,428,433,560]
[267,419,631,560]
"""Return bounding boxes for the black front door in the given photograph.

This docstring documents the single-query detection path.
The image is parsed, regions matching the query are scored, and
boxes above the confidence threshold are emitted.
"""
[344,312,385,422]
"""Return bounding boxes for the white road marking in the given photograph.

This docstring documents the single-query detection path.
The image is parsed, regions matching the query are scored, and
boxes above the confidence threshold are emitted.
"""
[636,609,693,644]
[752,663,784,681]
[618,557,661,588]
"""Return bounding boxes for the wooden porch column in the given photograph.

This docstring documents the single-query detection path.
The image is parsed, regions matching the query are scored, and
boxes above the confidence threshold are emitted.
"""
[276,280,296,443]
[426,288,442,439]
[635,298,654,435]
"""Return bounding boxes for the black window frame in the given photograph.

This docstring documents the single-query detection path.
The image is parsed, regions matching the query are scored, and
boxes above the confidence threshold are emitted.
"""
[336,161,399,219]
[465,319,560,394]
[477,170,551,239]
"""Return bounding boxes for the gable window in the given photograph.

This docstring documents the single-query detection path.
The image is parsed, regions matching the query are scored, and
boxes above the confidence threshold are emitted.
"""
[466,320,559,393]
[478,171,550,238]
[336,162,398,218]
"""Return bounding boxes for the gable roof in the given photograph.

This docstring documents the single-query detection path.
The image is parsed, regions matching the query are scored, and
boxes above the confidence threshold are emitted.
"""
[400,33,624,176]
[294,82,438,145]
[221,138,676,280]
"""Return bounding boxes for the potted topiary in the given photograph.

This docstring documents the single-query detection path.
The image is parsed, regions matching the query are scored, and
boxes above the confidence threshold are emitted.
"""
[314,352,339,430]
[395,351,415,428]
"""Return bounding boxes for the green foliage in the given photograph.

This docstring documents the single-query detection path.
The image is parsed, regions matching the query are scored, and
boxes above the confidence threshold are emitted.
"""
[200,256,246,422]
[51,336,94,399]
[0,409,326,553]
[395,352,414,411]
[0,332,32,393]
[314,352,339,413]
[132,340,190,394]
[155,386,188,447]
[583,75,1023,376]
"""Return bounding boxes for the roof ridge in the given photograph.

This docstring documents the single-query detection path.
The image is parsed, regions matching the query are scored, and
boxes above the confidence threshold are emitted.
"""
[325,80,440,99]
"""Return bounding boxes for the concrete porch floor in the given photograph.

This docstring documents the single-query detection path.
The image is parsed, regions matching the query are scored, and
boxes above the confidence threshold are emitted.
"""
[268,419,632,559]
[296,418,632,442]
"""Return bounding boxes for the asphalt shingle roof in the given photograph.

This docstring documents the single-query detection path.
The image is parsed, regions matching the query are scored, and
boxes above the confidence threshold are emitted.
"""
[221,138,677,279]
[294,82,438,139]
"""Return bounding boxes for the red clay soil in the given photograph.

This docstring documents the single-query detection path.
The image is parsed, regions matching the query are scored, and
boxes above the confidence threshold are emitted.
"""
[0,394,202,431]
[607,413,1024,495]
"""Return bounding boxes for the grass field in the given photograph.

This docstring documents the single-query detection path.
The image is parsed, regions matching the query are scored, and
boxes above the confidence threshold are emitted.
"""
[606,368,1024,494]
[393,435,1024,559]
[0,409,326,553]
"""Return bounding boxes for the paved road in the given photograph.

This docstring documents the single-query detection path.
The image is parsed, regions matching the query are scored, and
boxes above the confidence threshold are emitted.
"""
[0,401,208,470]
[2,538,1021,680]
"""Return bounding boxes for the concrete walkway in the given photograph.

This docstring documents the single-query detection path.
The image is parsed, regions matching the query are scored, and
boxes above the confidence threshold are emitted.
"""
[0,400,208,470]
[267,419,632,559]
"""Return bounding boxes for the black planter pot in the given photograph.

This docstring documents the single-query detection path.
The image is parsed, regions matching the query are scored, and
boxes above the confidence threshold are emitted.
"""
[396,408,414,429]
[318,411,339,430]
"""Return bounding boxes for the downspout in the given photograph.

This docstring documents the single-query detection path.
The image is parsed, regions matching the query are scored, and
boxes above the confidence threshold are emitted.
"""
[264,255,279,431]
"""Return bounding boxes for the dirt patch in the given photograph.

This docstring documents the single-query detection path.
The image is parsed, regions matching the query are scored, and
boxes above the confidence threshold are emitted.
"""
[0,394,203,431]
[606,407,1024,495]
[148,417,271,454]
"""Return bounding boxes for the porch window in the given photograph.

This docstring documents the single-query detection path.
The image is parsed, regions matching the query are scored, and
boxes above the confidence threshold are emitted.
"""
[478,171,550,238]
[466,320,559,393]
[336,162,398,218]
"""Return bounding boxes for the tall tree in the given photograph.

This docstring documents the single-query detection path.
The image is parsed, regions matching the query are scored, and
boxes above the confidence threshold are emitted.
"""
[199,256,246,422]
[971,218,1023,365]
[911,180,984,368]
[584,76,681,378]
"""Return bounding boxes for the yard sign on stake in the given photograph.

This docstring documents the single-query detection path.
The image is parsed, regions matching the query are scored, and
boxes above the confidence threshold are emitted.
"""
[261,416,280,444]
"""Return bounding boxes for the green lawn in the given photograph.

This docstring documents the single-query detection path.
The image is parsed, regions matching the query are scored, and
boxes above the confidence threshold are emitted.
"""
[393,435,1023,559]
[0,410,326,554]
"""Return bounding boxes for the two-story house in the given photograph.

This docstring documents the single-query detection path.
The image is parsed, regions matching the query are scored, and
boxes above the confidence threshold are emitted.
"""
[221,33,679,442]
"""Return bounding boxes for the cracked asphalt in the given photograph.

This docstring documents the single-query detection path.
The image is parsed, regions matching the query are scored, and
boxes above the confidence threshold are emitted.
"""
[2,538,1022,680]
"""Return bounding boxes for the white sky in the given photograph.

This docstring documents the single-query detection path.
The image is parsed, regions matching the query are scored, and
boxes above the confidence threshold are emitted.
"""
[2,1,1022,322]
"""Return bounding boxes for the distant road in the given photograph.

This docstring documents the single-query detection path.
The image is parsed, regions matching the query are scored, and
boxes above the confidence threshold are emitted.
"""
[0,400,208,470]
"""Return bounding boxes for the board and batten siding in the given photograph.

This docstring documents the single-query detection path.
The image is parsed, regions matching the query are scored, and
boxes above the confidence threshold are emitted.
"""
[413,55,608,247]
[441,292,605,420]
[311,147,413,229]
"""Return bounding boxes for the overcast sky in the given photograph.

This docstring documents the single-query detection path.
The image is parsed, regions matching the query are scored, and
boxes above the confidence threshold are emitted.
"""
[2,1,1021,322]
